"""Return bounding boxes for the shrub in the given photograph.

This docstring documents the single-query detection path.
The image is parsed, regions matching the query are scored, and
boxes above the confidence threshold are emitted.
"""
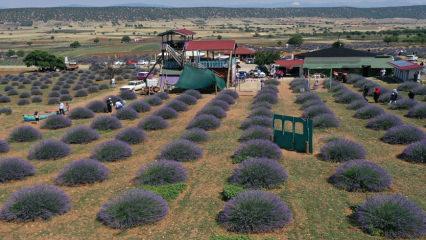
[86,100,107,113]
[329,160,392,192]
[217,93,237,105]
[0,139,10,153]
[17,99,30,106]
[240,116,272,130]
[251,101,272,110]
[414,85,426,95]
[135,160,187,185]
[295,92,320,104]
[335,91,363,104]
[119,90,137,100]
[19,92,30,98]
[239,126,272,142]
[62,126,100,144]
[91,140,132,162]
[218,190,292,233]
[198,106,226,119]
[0,96,11,103]
[31,96,42,103]
[407,104,426,119]
[87,86,99,93]
[99,83,109,90]
[0,158,35,182]
[389,98,417,110]
[74,89,88,97]
[115,127,146,144]
[221,89,239,99]
[399,140,426,163]
[162,99,186,112]
[303,105,331,118]
[346,99,368,110]
[176,94,197,105]
[366,114,403,130]
[156,92,169,100]
[187,114,221,131]
[90,115,122,131]
[144,95,162,106]
[41,115,72,130]
[398,81,420,91]
[180,128,208,143]
[249,107,273,118]
[7,89,18,96]
[138,115,168,131]
[115,107,139,120]
[378,92,398,103]
[9,126,42,142]
[354,105,384,119]
[222,184,245,201]
[47,97,60,105]
[129,100,151,113]
[184,89,202,99]
[55,159,109,186]
[0,185,70,221]
[320,138,366,162]
[353,194,426,238]
[141,183,186,201]
[153,107,178,119]
[208,99,230,111]
[28,139,71,160]
[230,158,288,189]
[0,107,12,115]
[69,107,94,119]
[233,140,282,163]
[381,125,425,144]
[157,139,202,162]
[97,189,168,229]
[312,113,340,128]
[30,89,42,96]
[60,94,73,101]
[253,93,277,105]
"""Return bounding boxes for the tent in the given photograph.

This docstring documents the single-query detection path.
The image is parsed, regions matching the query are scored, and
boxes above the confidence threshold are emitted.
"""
[174,64,226,90]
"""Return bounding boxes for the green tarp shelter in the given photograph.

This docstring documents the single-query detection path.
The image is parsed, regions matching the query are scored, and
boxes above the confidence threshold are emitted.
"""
[303,57,393,69]
[175,64,226,90]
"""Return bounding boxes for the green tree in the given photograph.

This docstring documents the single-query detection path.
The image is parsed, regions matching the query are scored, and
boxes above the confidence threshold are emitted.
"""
[254,51,280,66]
[16,50,25,57]
[332,40,345,48]
[94,37,100,44]
[6,49,16,57]
[121,35,131,43]
[23,50,65,71]
[383,35,398,44]
[217,35,222,40]
[287,34,304,46]
[70,41,81,48]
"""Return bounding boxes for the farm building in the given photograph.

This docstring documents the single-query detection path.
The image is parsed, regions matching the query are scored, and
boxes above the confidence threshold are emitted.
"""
[157,29,237,91]
[388,60,423,82]
[273,59,304,77]
[296,47,394,77]
[223,46,256,60]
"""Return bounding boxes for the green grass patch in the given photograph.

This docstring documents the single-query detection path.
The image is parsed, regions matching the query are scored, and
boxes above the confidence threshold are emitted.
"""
[139,183,186,201]
[221,184,244,201]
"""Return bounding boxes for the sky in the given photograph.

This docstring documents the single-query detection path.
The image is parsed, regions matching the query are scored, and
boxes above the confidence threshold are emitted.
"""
[0,0,425,8]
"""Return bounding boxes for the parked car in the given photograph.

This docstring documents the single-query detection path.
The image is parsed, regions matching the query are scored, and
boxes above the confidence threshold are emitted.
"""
[120,81,145,91]
[406,55,418,61]
[249,70,266,78]
[237,71,248,79]
[138,60,149,65]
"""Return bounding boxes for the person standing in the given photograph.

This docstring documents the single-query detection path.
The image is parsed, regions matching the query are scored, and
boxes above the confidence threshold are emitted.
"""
[59,102,65,115]
[106,98,113,113]
[111,78,116,87]
[373,87,381,103]
[363,86,369,101]
[408,90,415,100]
[34,111,39,123]
[390,89,398,105]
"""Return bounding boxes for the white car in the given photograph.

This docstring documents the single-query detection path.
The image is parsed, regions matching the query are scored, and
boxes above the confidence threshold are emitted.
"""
[253,70,266,78]
[138,60,149,65]
[120,81,146,91]
[406,55,418,61]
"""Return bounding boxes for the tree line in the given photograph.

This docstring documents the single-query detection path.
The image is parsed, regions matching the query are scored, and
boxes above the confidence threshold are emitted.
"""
[0,6,425,23]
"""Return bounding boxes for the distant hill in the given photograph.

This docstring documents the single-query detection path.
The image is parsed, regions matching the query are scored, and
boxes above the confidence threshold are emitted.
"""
[0,6,425,23]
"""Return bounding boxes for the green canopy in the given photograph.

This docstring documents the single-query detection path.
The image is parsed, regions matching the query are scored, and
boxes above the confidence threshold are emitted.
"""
[175,64,226,90]
[303,57,393,69]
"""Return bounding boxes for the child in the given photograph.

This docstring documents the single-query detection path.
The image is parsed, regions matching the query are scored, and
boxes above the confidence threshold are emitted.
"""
[373,87,381,103]
[34,111,39,123]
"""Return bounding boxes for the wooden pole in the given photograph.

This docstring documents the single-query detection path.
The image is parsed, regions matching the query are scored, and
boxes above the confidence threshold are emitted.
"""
[226,50,233,89]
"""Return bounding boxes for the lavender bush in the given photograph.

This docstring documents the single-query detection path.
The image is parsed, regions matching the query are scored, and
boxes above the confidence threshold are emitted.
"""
[221,89,239,99]
[91,140,132,162]
[115,127,146,145]
[0,185,71,221]
[389,98,417,110]
[198,106,226,119]
[156,92,169,100]
[249,107,273,118]
[187,114,221,131]
[0,139,10,153]
[90,115,122,131]
[398,140,426,163]
[347,99,368,110]
[97,189,168,229]
[115,107,139,120]
[407,104,426,119]
[329,160,392,192]
[180,128,209,143]
[28,139,71,160]
[381,125,425,144]
[353,194,426,238]
[167,100,188,112]
[253,93,277,105]
[153,107,178,119]
[366,114,403,130]
[144,95,163,106]
[176,94,197,105]
[312,113,340,128]
[320,138,366,162]
[0,158,35,182]
[9,126,42,142]
[86,100,107,113]
[229,158,288,189]
[55,159,109,186]
[218,190,292,233]
[295,92,320,104]
[239,126,272,142]
[119,90,137,100]
[354,105,384,119]
[233,139,282,163]
[217,93,236,105]
[69,107,95,119]
[135,160,187,185]
[157,139,202,162]
[208,99,230,111]
[138,115,169,131]
[184,89,202,99]
[41,115,72,130]
[129,100,151,113]
[240,116,273,130]
[62,126,100,144]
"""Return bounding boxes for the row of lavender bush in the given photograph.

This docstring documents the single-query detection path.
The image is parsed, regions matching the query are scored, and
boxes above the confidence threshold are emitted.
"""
[219,79,293,234]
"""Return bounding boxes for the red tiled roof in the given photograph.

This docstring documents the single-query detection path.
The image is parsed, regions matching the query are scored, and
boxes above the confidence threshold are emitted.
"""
[275,59,304,69]
[224,47,256,55]
[389,60,423,71]
[174,28,196,36]
[185,40,236,51]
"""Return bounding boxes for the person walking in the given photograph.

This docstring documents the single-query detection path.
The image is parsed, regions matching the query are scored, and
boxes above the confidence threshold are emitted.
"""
[59,102,65,115]
[390,89,398,105]
[408,90,415,100]
[111,78,116,87]
[34,111,40,124]
[373,87,381,103]
[106,98,113,113]
[363,86,369,102]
